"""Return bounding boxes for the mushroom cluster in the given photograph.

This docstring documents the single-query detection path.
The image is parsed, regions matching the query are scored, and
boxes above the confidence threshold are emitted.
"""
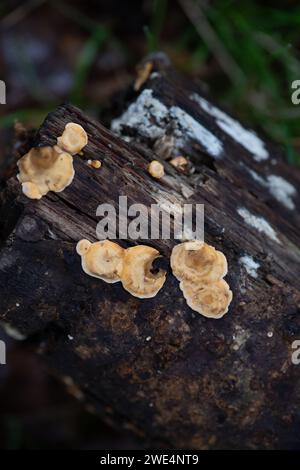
[76,240,166,298]
[171,240,232,319]
[17,122,88,199]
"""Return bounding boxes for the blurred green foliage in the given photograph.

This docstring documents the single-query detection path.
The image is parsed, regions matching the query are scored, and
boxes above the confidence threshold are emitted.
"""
[151,0,300,163]
[199,0,300,164]
[1,0,299,163]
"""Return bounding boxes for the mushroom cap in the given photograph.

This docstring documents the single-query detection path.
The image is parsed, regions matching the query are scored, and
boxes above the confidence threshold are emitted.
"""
[170,156,188,171]
[17,146,74,199]
[76,239,92,256]
[57,123,88,155]
[120,245,166,298]
[170,241,227,284]
[78,240,124,283]
[180,279,233,319]
[21,182,42,200]
[148,160,165,179]
[88,159,102,169]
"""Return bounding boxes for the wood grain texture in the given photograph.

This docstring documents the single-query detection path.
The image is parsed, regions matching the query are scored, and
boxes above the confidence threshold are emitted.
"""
[0,59,300,449]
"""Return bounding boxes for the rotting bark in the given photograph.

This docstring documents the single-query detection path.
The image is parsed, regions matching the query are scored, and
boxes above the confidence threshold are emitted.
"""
[0,57,300,449]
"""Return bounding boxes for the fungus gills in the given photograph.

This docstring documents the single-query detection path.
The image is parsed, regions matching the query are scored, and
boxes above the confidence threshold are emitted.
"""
[119,245,166,298]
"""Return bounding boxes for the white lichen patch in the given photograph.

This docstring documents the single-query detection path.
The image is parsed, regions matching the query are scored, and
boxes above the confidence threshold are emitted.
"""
[247,168,297,210]
[111,89,223,158]
[169,106,223,158]
[268,175,296,210]
[190,93,269,162]
[112,89,167,140]
[239,255,260,278]
[237,207,280,243]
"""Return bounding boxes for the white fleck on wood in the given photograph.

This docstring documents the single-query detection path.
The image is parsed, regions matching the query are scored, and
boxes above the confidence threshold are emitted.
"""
[246,168,297,210]
[190,93,269,162]
[237,207,280,243]
[239,255,260,278]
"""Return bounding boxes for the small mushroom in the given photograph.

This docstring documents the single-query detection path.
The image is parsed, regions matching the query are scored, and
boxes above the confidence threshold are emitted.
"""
[57,123,88,155]
[170,240,227,284]
[180,279,232,319]
[87,159,102,169]
[120,245,166,298]
[170,156,189,172]
[17,146,74,199]
[76,239,124,283]
[148,160,165,179]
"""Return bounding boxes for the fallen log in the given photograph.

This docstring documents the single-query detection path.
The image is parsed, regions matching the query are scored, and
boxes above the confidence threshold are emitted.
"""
[0,57,300,449]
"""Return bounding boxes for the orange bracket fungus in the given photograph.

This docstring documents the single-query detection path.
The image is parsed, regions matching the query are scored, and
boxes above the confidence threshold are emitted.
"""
[76,239,124,283]
[17,146,75,200]
[57,122,88,155]
[180,279,233,319]
[119,245,166,298]
[17,122,88,199]
[76,241,166,299]
[171,240,232,319]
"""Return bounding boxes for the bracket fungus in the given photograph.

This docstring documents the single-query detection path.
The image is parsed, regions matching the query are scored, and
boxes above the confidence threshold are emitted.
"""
[76,239,124,283]
[171,240,227,284]
[17,122,88,199]
[171,241,232,318]
[17,146,75,199]
[57,122,88,155]
[180,279,232,319]
[119,245,166,298]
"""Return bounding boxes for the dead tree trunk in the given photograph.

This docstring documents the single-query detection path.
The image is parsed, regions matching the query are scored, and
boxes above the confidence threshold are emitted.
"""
[0,57,300,449]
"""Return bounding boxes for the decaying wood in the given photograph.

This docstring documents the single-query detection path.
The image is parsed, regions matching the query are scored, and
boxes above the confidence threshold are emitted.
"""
[0,57,300,449]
